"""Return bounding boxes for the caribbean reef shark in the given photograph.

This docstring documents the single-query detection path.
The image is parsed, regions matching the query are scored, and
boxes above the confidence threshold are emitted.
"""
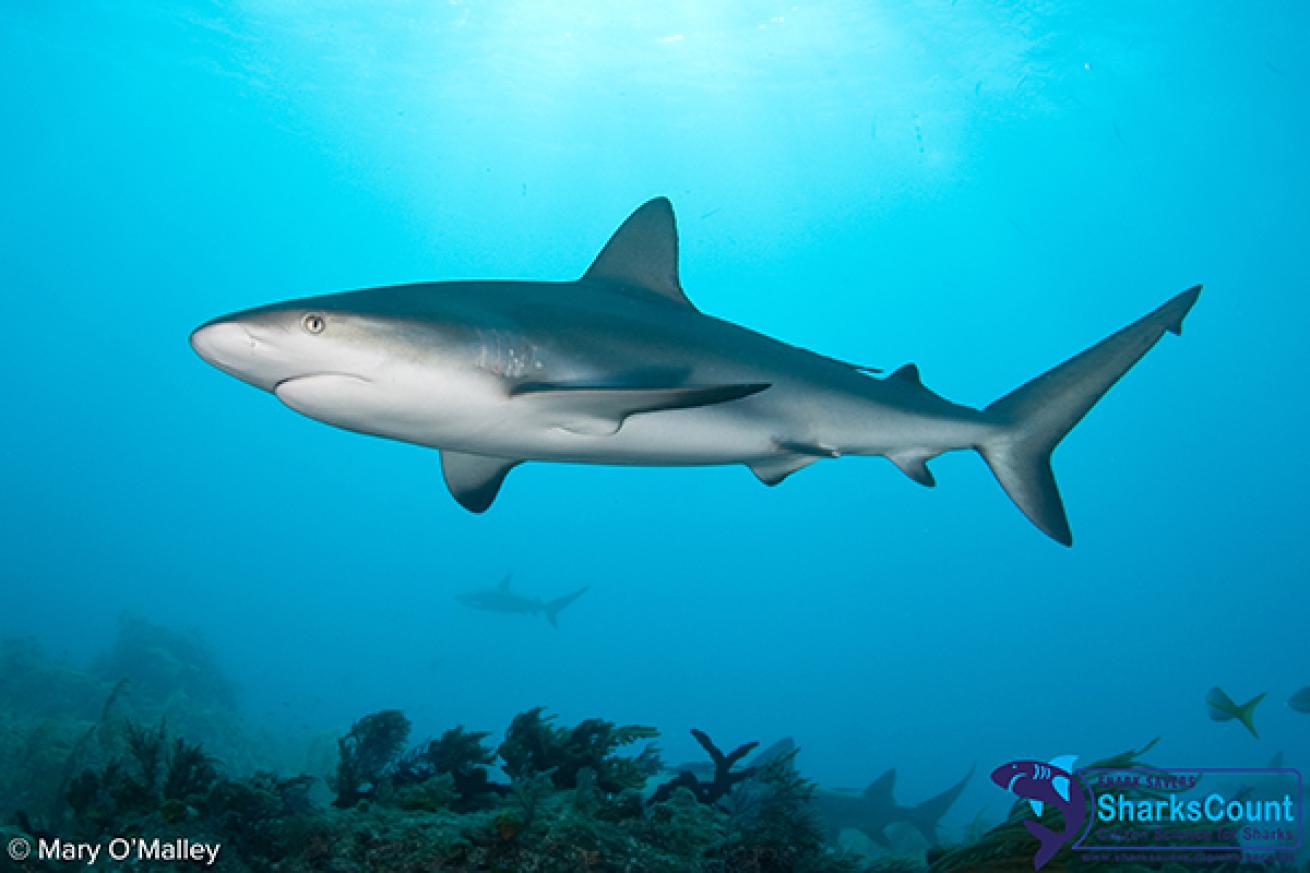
[668,738,970,849]
[813,763,975,849]
[456,575,587,628]
[191,198,1201,544]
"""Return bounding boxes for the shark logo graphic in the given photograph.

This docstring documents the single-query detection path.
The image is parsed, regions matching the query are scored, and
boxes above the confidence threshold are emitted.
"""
[991,755,1086,870]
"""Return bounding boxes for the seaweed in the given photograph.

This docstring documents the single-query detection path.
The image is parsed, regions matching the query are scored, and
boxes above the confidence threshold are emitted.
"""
[125,719,166,793]
[331,709,411,808]
[498,706,661,795]
[719,747,868,873]
[389,725,503,811]
[163,736,218,802]
[1088,736,1161,770]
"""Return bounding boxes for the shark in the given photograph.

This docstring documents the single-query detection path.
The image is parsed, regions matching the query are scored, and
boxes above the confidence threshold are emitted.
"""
[456,575,588,628]
[664,736,970,849]
[190,197,1201,544]
[812,764,975,849]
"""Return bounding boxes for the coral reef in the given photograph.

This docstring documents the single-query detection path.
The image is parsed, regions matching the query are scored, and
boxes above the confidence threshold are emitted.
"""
[650,729,758,805]
[5,702,881,872]
[4,633,1302,873]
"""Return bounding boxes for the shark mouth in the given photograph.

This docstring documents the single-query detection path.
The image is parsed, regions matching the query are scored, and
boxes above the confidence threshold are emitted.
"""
[273,372,372,392]
[273,373,376,419]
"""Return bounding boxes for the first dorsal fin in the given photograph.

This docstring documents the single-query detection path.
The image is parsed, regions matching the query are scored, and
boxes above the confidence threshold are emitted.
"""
[864,769,897,803]
[583,198,696,309]
[498,574,512,592]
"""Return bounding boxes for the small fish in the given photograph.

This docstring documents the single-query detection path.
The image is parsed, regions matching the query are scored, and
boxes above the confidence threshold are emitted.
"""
[1287,687,1310,714]
[1206,686,1265,738]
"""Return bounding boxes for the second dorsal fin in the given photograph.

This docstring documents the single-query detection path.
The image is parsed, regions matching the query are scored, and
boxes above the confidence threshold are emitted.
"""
[583,198,695,309]
[888,363,922,386]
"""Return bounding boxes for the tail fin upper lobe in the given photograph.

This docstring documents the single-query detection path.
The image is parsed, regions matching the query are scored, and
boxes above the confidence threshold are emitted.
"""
[906,765,975,845]
[979,285,1201,546]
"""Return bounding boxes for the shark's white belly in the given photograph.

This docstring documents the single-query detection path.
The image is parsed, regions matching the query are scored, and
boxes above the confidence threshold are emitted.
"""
[274,367,810,465]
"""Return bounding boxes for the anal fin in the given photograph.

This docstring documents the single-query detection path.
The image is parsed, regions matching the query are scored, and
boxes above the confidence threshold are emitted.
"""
[749,454,819,486]
[888,449,937,487]
[440,451,520,513]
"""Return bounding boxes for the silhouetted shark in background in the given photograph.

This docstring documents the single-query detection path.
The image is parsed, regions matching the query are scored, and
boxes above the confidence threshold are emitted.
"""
[812,763,975,848]
[668,738,971,848]
[456,575,587,628]
[192,197,1201,545]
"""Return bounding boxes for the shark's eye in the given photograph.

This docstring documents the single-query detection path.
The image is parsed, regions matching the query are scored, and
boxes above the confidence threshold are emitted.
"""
[302,313,326,335]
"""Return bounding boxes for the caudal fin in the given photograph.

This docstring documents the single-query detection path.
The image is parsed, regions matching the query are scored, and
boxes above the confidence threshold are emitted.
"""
[905,765,975,846]
[1237,693,1266,739]
[978,286,1201,546]
[544,586,589,628]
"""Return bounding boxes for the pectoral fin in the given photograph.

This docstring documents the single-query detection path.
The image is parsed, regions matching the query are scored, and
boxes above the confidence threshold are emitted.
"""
[1029,799,1044,817]
[440,451,520,513]
[1052,776,1070,803]
[512,382,770,435]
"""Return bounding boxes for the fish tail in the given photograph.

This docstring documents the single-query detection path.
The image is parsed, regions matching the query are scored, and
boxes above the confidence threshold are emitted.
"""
[977,286,1201,546]
[906,765,975,845]
[1237,692,1266,739]
[1023,819,1066,871]
[543,586,589,628]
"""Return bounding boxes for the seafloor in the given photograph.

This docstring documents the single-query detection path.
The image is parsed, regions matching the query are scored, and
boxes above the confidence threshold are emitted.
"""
[1,621,1301,873]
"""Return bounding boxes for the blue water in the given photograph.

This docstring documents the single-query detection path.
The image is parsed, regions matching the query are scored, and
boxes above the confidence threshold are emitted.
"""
[3,0,1307,839]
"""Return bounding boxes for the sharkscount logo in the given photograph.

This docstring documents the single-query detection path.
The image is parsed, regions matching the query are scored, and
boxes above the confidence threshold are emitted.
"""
[991,756,1088,870]
[993,757,1303,868]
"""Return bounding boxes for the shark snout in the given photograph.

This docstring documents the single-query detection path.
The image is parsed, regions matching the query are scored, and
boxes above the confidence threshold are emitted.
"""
[190,319,292,391]
[190,321,255,368]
